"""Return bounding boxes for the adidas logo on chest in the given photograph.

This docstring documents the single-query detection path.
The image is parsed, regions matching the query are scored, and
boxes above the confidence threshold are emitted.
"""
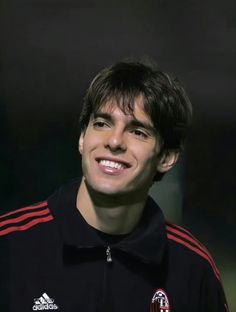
[32,293,59,310]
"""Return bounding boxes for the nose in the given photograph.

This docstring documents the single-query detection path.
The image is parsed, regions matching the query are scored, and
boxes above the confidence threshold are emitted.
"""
[105,128,127,152]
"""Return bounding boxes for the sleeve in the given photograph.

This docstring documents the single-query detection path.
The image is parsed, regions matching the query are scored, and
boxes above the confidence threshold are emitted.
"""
[0,236,10,311]
[199,265,229,312]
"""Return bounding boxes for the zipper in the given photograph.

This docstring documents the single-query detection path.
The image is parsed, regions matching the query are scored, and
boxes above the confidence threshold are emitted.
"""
[106,245,112,263]
[100,246,113,311]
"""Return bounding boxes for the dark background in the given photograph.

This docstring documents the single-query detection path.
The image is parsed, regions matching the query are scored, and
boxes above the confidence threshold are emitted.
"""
[1,0,235,309]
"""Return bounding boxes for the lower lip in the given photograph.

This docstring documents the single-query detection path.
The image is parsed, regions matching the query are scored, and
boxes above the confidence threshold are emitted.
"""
[97,162,127,175]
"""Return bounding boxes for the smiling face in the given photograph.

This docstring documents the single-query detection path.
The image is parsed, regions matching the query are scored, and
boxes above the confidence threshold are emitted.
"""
[79,97,176,200]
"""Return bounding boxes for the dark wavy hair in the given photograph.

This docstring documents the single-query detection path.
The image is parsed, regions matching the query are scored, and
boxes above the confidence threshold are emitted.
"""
[79,61,192,181]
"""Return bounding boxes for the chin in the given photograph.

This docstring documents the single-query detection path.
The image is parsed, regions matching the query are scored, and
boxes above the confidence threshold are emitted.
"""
[91,183,124,196]
[85,177,131,196]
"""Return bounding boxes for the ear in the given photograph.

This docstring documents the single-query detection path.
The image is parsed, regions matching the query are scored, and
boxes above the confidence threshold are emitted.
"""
[157,150,179,173]
[78,131,85,155]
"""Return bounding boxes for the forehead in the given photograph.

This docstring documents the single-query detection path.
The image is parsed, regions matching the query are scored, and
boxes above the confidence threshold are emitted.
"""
[94,96,153,125]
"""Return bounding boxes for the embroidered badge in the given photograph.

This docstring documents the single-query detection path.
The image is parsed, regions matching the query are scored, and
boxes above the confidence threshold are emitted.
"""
[150,289,171,312]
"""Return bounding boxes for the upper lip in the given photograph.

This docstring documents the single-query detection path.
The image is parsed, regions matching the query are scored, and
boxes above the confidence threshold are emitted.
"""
[95,157,131,168]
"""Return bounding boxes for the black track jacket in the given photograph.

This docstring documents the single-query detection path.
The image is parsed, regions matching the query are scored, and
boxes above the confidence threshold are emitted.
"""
[0,179,228,312]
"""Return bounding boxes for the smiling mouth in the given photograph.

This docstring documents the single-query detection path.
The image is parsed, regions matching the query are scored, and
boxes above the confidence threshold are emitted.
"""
[96,158,131,170]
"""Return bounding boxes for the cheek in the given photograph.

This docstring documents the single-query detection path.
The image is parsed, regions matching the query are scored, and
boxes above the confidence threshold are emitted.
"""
[132,142,158,162]
[131,150,157,174]
[81,132,102,155]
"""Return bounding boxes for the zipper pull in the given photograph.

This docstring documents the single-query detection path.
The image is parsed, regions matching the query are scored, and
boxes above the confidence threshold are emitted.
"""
[106,246,112,263]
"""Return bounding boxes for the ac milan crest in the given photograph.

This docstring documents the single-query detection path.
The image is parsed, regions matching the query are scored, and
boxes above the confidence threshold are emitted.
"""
[150,289,171,312]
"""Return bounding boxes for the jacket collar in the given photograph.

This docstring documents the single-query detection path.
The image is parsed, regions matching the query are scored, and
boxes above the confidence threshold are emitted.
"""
[48,179,167,266]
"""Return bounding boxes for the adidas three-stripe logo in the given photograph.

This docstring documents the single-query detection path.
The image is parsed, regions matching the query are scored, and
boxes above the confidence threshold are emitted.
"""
[33,293,59,310]
[0,201,53,236]
[166,221,221,281]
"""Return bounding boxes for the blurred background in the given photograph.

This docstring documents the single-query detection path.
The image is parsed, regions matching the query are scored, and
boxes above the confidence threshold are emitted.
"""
[1,0,235,310]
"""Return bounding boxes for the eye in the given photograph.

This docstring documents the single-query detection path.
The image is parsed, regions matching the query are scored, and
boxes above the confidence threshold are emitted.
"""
[92,120,110,129]
[132,129,149,139]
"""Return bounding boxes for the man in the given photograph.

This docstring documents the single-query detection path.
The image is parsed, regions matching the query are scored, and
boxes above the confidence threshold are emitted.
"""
[0,61,228,311]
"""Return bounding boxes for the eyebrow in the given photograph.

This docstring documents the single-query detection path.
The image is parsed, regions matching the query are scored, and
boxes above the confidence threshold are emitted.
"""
[92,112,113,122]
[92,111,157,134]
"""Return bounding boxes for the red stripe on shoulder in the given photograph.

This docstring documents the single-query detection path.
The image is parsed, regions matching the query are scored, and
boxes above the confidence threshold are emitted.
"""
[0,201,48,220]
[166,222,216,262]
[0,201,54,236]
[166,221,205,246]
[0,215,54,236]
[0,208,51,227]
[166,222,221,281]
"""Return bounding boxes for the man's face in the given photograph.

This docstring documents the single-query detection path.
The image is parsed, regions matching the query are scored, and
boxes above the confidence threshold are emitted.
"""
[79,97,165,199]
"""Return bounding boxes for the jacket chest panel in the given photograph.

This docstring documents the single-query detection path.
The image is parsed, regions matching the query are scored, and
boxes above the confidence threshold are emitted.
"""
[9,250,166,312]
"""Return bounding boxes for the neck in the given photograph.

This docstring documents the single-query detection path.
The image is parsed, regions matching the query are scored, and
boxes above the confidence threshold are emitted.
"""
[76,178,147,235]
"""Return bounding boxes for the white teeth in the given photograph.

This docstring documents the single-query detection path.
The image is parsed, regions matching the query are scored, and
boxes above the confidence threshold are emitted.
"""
[100,160,125,169]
